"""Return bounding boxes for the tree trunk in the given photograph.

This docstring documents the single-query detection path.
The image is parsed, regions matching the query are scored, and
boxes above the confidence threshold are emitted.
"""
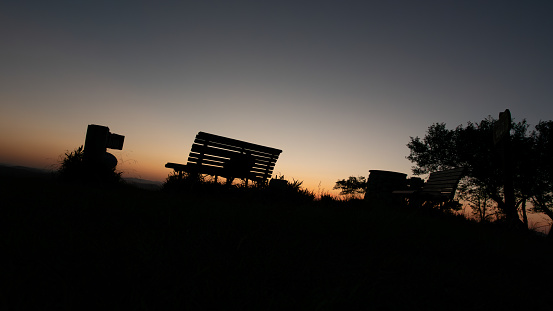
[490,193,524,228]
[521,199,528,229]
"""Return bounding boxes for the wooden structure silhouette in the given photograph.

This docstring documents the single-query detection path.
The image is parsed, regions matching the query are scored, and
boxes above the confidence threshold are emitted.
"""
[83,124,124,169]
[165,132,282,184]
[364,170,408,205]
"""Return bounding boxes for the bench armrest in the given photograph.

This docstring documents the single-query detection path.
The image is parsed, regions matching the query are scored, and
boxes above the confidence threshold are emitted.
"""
[165,162,188,171]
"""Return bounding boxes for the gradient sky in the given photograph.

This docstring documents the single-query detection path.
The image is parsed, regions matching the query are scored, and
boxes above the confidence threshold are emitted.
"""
[2,0,553,195]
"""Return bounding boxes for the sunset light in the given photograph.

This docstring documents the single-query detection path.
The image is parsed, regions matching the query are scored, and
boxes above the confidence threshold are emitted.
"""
[3,1,553,309]
[1,1,552,193]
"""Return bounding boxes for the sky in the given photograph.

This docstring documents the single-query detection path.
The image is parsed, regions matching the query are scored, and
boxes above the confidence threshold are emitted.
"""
[1,0,553,195]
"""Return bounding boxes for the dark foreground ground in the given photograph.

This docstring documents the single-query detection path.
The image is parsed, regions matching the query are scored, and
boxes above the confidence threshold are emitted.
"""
[1,166,552,310]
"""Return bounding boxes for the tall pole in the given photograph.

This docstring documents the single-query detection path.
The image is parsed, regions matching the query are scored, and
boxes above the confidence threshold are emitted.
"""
[494,109,520,228]
[502,126,517,227]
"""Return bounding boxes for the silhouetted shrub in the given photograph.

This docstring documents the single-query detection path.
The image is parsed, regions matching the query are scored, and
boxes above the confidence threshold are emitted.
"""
[162,172,315,203]
[280,178,316,202]
[318,193,336,202]
[162,172,215,194]
[58,145,122,184]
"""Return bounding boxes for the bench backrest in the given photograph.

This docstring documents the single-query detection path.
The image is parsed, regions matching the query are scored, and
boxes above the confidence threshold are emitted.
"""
[421,167,465,200]
[185,132,282,182]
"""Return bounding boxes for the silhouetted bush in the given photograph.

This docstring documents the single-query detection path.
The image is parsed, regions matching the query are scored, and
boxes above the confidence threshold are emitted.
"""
[162,172,225,195]
[162,172,315,203]
[58,145,122,184]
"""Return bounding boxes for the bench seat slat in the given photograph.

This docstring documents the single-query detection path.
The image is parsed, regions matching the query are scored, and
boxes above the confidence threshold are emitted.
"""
[426,176,463,183]
[425,176,463,182]
[165,162,188,170]
[190,145,279,165]
[193,141,280,160]
[185,164,270,181]
[184,158,275,176]
[188,151,278,167]
[187,158,225,168]
[425,179,463,186]
[187,154,277,170]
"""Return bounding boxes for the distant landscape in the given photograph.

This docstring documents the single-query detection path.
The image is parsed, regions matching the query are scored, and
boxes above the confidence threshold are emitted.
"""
[2,165,552,310]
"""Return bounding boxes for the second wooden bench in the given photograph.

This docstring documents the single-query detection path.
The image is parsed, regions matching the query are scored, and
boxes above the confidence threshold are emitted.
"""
[165,132,282,185]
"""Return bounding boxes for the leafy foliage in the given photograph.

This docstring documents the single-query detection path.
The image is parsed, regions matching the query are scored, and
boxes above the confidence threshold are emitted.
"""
[407,117,553,233]
[58,145,86,180]
[530,121,553,223]
[333,176,366,197]
[457,177,498,222]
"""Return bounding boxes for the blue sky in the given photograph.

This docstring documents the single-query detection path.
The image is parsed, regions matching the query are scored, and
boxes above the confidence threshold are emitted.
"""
[1,0,552,194]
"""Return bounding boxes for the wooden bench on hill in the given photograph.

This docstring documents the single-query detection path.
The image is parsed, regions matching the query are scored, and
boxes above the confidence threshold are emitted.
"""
[393,167,466,208]
[165,132,282,185]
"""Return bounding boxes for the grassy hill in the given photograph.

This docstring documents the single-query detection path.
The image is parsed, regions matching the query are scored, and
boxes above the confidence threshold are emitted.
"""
[1,166,552,310]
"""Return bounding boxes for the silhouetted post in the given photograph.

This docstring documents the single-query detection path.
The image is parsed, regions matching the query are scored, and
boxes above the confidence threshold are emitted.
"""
[493,109,519,228]
[83,124,124,169]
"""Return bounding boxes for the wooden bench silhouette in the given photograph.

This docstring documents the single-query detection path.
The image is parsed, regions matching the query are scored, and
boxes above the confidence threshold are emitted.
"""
[165,132,282,184]
[393,167,465,207]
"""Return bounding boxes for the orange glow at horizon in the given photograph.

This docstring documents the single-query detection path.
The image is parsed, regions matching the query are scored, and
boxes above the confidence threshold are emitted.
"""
[2,0,552,222]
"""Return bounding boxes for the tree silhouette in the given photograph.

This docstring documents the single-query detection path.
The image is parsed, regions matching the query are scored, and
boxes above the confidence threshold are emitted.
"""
[333,176,366,198]
[457,178,498,223]
[530,121,553,235]
[407,117,547,230]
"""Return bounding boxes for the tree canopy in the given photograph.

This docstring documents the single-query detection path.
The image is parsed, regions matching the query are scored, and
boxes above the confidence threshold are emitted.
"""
[407,117,553,234]
[333,176,366,198]
[529,121,553,224]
